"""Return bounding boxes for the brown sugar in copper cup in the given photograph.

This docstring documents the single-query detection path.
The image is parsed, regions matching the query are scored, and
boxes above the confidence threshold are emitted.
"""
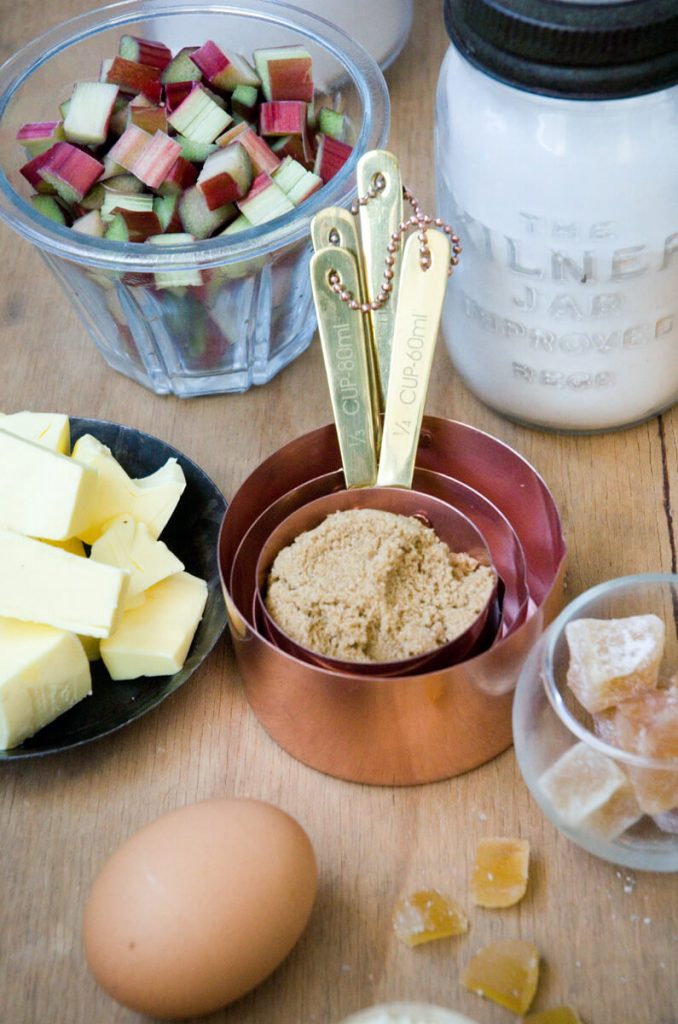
[218,416,566,786]
[255,488,499,677]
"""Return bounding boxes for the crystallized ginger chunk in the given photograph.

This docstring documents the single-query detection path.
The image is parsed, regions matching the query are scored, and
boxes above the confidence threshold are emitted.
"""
[470,837,529,908]
[462,939,539,1014]
[523,1008,583,1024]
[539,742,642,839]
[392,889,469,947]
[565,615,664,714]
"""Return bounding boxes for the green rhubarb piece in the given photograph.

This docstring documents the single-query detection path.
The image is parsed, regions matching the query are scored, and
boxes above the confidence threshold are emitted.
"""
[238,178,293,226]
[232,83,258,113]
[80,183,107,211]
[104,213,129,241]
[59,99,71,120]
[272,156,306,194]
[175,134,219,163]
[160,47,203,85]
[178,185,236,239]
[287,169,323,205]
[220,213,253,235]
[147,233,203,289]
[153,194,178,231]
[101,190,154,223]
[30,194,67,225]
[318,107,346,141]
[168,86,232,144]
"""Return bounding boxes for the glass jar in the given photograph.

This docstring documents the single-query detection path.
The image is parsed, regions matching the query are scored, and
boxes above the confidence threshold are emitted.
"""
[435,0,678,432]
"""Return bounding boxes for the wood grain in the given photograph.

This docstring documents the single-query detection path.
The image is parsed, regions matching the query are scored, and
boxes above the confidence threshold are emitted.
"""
[1,2,677,1023]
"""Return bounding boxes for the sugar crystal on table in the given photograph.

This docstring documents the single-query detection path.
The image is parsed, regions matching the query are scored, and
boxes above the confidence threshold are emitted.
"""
[538,742,642,839]
[565,615,664,714]
[599,688,678,814]
[470,837,530,908]
[392,889,468,947]
[461,939,540,1014]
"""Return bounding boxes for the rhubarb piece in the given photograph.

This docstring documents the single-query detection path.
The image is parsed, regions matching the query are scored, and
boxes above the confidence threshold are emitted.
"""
[220,213,252,235]
[539,741,643,839]
[153,194,182,232]
[79,182,106,211]
[107,123,152,173]
[72,210,105,237]
[38,143,104,205]
[392,890,469,947]
[259,99,307,137]
[168,85,232,143]
[236,171,293,225]
[286,169,322,205]
[314,133,352,183]
[63,81,118,145]
[16,121,65,157]
[190,40,261,91]
[164,80,195,113]
[147,233,203,289]
[237,125,281,174]
[197,143,253,209]
[272,156,306,193]
[101,190,154,223]
[462,940,540,1015]
[128,98,168,135]
[566,615,664,714]
[106,208,162,242]
[118,35,172,71]
[253,45,313,102]
[98,153,127,180]
[318,106,347,141]
[174,133,219,164]
[30,195,67,225]
[160,46,202,85]
[179,185,236,239]
[131,130,181,189]
[100,173,146,195]
[156,156,198,196]
[20,149,59,193]
[470,837,530,908]
[595,687,678,814]
[231,83,259,121]
[105,56,162,104]
[523,1009,583,1024]
[271,132,314,169]
[216,121,250,148]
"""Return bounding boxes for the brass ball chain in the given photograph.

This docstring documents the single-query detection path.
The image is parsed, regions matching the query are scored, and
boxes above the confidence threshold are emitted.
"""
[327,173,462,314]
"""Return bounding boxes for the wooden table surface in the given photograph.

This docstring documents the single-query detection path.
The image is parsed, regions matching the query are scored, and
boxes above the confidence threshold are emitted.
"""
[1,2,677,1023]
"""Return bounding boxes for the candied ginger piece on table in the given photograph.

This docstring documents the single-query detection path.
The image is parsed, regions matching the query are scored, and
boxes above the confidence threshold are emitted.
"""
[470,837,530,908]
[604,688,678,814]
[461,939,539,1014]
[392,889,468,947]
[539,741,642,839]
[523,1008,583,1024]
[565,614,664,714]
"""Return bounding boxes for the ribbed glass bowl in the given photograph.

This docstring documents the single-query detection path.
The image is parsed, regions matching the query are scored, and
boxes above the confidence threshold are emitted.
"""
[514,574,678,871]
[0,0,389,396]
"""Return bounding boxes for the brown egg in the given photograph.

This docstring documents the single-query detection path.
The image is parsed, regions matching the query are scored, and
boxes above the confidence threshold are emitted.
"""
[82,798,317,1019]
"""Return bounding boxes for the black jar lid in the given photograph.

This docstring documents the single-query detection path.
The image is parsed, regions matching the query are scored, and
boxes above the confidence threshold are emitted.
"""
[443,0,678,98]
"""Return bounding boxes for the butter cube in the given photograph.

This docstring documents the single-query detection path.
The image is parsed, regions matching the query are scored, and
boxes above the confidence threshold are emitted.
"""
[91,515,184,606]
[72,434,186,544]
[0,411,70,453]
[101,572,208,680]
[0,619,91,749]
[0,428,97,541]
[0,529,128,638]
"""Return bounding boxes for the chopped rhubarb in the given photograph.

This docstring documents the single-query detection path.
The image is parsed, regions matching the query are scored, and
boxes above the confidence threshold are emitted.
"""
[253,45,313,102]
[72,209,105,236]
[197,144,253,209]
[160,47,202,85]
[63,81,118,145]
[16,121,66,158]
[105,56,162,104]
[106,207,162,242]
[131,130,182,189]
[220,213,253,235]
[318,107,347,141]
[168,85,232,144]
[216,121,250,147]
[37,142,105,204]
[128,97,168,135]
[101,190,154,223]
[157,156,198,196]
[107,123,152,172]
[271,133,315,169]
[164,80,195,113]
[179,185,237,239]
[286,168,322,205]
[118,35,172,71]
[30,194,67,225]
[231,83,259,121]
[20,149,59,193]
[190,41,261,91]
[259,100,307,137]
[314,133,352,183]
[147,233,203,289]
[272,156,307,193]
[153,194,182,232]
[237,125,281,175]
[175,133,219,163]
[237,171,294,225]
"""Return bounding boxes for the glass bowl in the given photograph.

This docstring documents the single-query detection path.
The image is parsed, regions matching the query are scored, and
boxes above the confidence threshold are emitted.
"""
[514,573,678,871]
[0,0,389,396]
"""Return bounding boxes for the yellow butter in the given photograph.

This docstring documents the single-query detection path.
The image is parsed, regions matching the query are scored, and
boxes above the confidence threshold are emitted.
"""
[0,411,70,453]
[0,618,91,749]
[0,529,128,638]
[90,515,184,606]
[0,428,97,541]
[72,434,186,544]
[101,571,208,680]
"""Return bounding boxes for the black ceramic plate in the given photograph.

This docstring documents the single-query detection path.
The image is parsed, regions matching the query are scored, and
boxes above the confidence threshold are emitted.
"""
[1,418,227,759]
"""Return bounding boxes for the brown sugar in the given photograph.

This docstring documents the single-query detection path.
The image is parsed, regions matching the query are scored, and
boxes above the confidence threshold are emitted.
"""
[264,508,495,663]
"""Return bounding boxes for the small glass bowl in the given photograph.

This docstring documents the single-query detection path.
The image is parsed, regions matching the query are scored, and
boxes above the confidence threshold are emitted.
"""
[0,0,388,396]
[513,573,678,871]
